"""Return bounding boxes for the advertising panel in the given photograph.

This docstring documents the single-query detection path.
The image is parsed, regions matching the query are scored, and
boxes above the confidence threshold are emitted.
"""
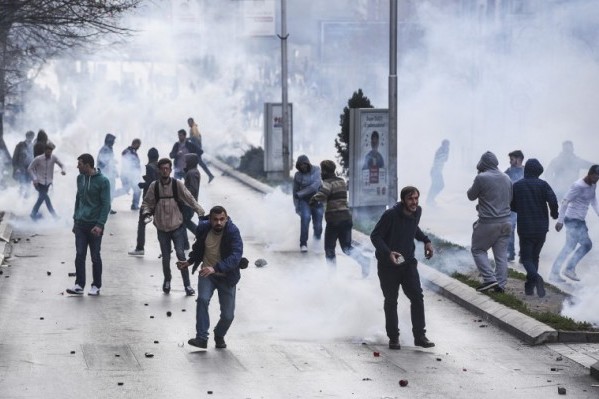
[264,103,293,174]
[349,108,389,207]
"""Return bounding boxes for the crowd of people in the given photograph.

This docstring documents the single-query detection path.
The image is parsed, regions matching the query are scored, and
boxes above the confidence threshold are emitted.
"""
[6,127,598,351]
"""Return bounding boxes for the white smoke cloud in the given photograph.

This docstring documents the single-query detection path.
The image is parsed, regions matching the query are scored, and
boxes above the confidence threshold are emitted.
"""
[2,1,599,325]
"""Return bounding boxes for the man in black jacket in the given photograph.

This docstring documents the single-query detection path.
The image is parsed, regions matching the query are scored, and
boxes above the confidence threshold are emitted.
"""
[169,129,200,180]
[370,186,435,350]
[511,159,559,297]
[128,147,159,256]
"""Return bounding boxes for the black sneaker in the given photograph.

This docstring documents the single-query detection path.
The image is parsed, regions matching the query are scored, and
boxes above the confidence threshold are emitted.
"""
[185,286,195,296]
[163,280,171,294]
[493,286,505,294]
[215,336,227,349]
[188,338,207,349]
[388,339,401,350]
[536,276,546,298]
[414,336,435,348]
[524,282,534,295]
[476,281,498,292]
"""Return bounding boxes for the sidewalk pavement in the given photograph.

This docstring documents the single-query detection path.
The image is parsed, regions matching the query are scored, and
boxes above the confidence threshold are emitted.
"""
[206,155,599,380]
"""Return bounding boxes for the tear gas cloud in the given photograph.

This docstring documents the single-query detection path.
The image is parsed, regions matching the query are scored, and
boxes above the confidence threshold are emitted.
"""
[2,1,599,326]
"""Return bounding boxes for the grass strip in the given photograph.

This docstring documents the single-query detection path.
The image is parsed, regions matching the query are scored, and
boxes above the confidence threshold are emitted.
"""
[452,272,595,331]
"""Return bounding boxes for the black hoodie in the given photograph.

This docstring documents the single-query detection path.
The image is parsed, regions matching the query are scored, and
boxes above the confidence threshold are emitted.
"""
[370,202,431,266]
[511,158,559,237]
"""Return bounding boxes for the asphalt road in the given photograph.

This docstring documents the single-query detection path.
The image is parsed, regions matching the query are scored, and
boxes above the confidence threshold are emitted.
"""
[1,174,597,398]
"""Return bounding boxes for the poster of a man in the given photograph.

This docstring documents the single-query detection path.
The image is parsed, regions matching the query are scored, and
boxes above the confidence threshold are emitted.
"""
[362,130,385,172]
[349,109,389,208]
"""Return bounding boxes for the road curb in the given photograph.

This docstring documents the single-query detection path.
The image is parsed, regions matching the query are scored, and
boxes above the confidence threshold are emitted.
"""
[207,155,274,194]
[417,264,558,345]
[591,361,599,380]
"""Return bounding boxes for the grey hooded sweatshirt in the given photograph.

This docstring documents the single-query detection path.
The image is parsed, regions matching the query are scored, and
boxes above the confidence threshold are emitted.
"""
[467,151,512,223]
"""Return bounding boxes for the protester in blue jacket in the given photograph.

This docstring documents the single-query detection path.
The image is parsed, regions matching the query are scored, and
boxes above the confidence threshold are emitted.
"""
[293,154,323,253]
[179,206,243,350]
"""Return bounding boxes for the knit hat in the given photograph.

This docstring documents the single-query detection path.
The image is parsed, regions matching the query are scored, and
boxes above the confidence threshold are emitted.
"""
[320,160,336,174]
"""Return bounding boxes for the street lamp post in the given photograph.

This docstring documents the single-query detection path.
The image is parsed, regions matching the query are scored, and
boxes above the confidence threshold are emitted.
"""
[279,0,290,178]
[388,0,398,206]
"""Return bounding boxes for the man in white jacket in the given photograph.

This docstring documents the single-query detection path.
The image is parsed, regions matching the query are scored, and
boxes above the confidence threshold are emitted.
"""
[28,142,66,220]
[549,165,599,282]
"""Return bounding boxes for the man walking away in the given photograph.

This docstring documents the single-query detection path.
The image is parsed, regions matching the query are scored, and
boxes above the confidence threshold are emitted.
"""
[119,138,142,210]
[141,158,205,296]
[182,153,201,250]
[370,186,435,350]
[169,129,199,180]
[546,140,593,201]
[426,139,449,206]
[310,160,370,277]
[187,117,215,183]
[549,165,599,282]
[467,151,513,293]
[129,147,159,256]
[12,130,35,197]
[505,150,525,262]
[293,155,323,253]
[66,154,111,296]
[28,142,66,220]
[178,206,243,350]
[97,133,117,213]
[511,159,559,297]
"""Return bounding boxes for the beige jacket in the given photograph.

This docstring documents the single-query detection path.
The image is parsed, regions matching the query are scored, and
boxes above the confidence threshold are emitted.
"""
[142,178,204,232]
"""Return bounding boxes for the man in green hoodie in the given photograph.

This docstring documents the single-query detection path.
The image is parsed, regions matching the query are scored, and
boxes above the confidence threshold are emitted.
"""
[66,153,111,296]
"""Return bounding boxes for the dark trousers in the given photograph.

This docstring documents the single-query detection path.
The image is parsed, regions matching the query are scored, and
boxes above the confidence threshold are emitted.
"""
[74,222,103,289]
[181,205,197,250]
[31,183,56,217]
[135,209,146,251]
[324,219,370,276]
[198,155,214,179]
[377,261,426,340]
[519,235,546,290]
[157,225,190,287]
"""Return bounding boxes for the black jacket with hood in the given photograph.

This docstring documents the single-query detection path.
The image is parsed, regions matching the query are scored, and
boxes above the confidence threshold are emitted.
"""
[511,158,559,237]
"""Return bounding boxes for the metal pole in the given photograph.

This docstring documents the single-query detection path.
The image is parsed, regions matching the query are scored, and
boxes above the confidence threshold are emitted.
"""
[280,0,290,178]
[388,0,398,205]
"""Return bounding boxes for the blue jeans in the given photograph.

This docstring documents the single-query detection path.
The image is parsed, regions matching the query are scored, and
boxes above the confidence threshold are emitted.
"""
[551,218,592,275]
[157,225,190,287]
[298,200,323,246]
[324,219,370,276]
[74,222,103,289]
[508,212,517,260]
[31,183,56,217]
[519,235,546,290]
[196,276,236,340]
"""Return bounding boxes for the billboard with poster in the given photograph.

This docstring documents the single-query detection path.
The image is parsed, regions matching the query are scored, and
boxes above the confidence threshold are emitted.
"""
[349,108,389,207]
[264,103,293,176]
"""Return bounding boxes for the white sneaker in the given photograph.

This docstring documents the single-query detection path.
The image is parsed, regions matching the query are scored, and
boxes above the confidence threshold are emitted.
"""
[66,285,84,295]
[300,245,308,253]
[563,269,580,281]
[88,286,100,296]
[128,249,144,256]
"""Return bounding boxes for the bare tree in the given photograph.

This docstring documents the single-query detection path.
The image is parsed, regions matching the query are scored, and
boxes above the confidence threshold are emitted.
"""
[0,0,141,167]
